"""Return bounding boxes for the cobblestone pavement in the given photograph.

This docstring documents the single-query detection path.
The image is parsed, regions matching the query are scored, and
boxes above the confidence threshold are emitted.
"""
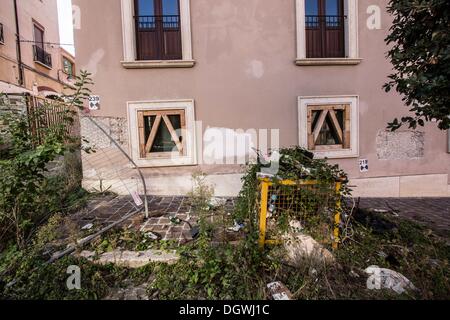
[72,195,449,242]
[357,198,450,239]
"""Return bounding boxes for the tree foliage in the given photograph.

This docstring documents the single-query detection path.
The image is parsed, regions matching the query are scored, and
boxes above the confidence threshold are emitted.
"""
[384,0,450,130]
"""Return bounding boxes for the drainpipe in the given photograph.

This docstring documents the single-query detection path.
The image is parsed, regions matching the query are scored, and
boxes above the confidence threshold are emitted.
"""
[448,130,450,154]
[13,0,24,86]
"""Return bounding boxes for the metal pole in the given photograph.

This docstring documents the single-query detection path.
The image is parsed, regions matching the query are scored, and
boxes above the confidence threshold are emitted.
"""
[13,0,24,86]
[84,115,149,219]
[447,130,450,154]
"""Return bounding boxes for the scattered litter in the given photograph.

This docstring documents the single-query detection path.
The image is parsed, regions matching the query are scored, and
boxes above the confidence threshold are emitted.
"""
[309,268,318,277]
[131,191,143,207]
[81,223,93,230]
[256,172,275,179]
[145,232,160,241]
[349,270,360,278]
[190,226,200,239]
[170,217,182,225]
[281,222,335,266]
[365,266,417,294]
[373,209,390,214]
[267,194,278,217]
[289,220,304,232]
[267,282,292,300]
[227,221,245,232]
[208,197,227,209]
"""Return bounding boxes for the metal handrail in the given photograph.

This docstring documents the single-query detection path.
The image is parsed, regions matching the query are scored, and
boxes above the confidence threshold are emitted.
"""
[32,44,52,67]
[305,14,347,28]
[134,14,180,29]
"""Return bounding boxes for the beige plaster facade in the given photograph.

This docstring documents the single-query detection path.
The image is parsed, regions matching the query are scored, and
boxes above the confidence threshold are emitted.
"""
[73,0,450,197]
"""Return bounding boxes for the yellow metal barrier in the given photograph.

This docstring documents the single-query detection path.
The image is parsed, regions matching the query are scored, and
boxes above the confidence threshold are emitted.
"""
[258,177,342,250]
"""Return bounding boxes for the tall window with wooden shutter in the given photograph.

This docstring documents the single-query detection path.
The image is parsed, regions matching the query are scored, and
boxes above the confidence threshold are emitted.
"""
[296,0,360,65]
[121,0,194,68]
[134,0,182,60]
[299,96,358,158]
[137,109,186,158]
[305,0,345,58]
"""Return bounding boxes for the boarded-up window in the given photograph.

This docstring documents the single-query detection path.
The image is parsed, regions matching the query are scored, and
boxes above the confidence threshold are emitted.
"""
[137,109,186,158]
[307,104,351,150]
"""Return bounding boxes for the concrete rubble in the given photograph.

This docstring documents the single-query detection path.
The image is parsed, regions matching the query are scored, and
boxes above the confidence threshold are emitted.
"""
[281,220,335,266]
[267,282,293,300]
[105,282,150,300]
[77,249,179,268]
[365,265,418,294]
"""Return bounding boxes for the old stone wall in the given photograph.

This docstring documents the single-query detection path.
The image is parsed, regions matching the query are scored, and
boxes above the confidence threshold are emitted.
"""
[376,130,425,160]
[80,116,128,149]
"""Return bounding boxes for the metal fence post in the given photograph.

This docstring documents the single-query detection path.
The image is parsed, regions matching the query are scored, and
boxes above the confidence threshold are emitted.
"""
[333,182,342,250]
[258,180,269,249]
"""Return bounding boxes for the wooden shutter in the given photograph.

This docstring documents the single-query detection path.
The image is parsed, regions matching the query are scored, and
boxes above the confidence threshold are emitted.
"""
[305,0,345,58]
[135,0,182,60]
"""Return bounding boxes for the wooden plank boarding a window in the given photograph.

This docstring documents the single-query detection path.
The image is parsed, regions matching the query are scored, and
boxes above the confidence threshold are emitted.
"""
[162,114,183,155]
[328,109,344,144]
[307,104,351,151]
[307,107,315,150]
[145,115,162,154]
[138,111,146,158]
[138,109,186,159]
[344,105,351,149]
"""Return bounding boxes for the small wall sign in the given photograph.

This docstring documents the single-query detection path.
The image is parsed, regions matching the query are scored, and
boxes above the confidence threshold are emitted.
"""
[359,159,369,172]
[88,95,100,110]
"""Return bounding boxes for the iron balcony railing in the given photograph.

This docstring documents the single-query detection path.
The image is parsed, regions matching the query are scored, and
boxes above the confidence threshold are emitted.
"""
[0,23,4,44]
[135,15,180,30]
[305,15,347,29]
[33,44,52,68]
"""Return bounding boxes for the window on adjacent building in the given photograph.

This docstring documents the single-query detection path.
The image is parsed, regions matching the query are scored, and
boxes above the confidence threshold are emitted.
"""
[34,24,45,49]
[134,0,182,60]
[33,22,52,68]
[305,0,345,58]
[63,57,75,77]
[0,22,4,44]
[298,96,359,158]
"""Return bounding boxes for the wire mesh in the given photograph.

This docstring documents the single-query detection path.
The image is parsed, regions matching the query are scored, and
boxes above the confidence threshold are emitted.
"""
[79,113,147,212]
[258,179,341,249]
